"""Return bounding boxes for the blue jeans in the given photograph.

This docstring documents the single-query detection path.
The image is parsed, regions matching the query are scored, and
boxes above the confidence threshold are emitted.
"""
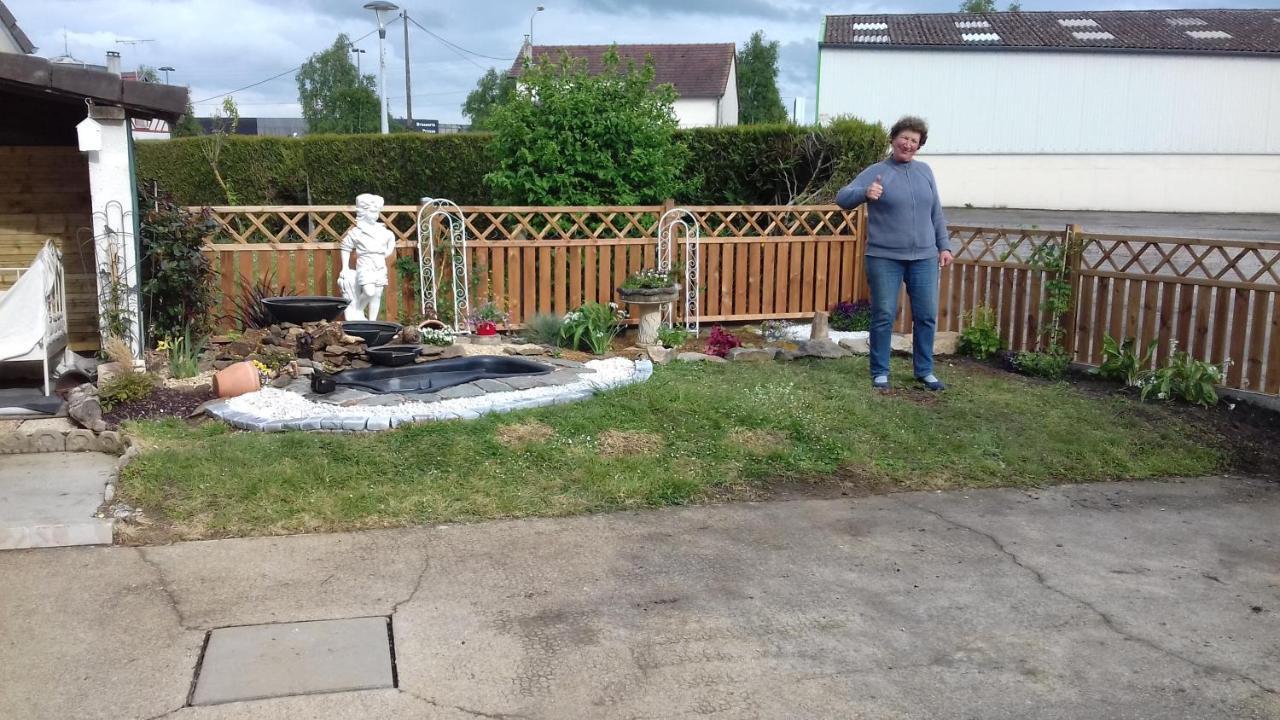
[865,255,939,379]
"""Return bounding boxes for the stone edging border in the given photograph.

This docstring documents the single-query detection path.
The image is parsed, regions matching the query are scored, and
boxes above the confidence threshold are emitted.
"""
[0,418,128,455]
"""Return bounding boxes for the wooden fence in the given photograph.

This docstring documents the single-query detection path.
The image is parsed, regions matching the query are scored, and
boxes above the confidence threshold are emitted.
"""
[199,205,1279,397]
[198,203,868,327]
[915,225,1280,396]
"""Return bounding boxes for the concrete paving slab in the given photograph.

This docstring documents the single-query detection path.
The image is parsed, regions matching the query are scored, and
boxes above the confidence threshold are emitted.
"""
[165,688,472,719]
[139,528,433,628]
[0,452,113,549]
[191,617,394,706]
[0,546,203,720]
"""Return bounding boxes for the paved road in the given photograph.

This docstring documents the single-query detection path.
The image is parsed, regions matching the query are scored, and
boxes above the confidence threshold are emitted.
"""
[947,208,1280,242]
[2,476,1277,719]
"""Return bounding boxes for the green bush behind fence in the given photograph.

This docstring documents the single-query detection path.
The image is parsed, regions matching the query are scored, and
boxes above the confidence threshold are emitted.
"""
[136,121,887,206]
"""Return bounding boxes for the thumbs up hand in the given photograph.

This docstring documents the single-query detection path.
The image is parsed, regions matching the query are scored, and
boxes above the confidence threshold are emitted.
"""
[867,175,884,201]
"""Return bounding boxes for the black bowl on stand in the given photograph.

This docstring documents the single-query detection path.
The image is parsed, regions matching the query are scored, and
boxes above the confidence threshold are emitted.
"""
[365,344,422,367]
[342,321,402,347]
[261,296,350,325]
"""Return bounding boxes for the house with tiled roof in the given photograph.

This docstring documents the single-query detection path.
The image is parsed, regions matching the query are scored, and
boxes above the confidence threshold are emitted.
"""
[510,43,738,128]
[817,9,1280,213]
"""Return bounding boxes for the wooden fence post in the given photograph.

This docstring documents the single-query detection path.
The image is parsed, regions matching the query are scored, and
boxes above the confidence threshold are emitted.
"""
[1063,223,1085,359]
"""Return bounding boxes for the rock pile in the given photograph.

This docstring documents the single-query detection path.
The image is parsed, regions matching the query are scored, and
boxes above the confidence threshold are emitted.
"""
[204,321,380,373]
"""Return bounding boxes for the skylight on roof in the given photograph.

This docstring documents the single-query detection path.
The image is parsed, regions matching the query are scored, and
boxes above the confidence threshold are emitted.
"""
[852,35,890,43]
[955,20,990,29]
[1073,31,1115,41]
[851,22,889,31]
[1186,30,1232,39]
[961,33,1001,43]
[1166,17,1207,26]
[1057,19,1099,28]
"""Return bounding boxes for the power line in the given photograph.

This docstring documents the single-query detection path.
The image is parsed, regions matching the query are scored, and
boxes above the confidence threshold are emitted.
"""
[405,15,515,65]
[192,29,378,104]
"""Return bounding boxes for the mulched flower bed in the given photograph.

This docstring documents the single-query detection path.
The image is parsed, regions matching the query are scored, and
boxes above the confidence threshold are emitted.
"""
[104,386,218,429]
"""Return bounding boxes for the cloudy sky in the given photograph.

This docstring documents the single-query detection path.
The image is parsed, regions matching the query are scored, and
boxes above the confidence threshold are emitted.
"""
[8,0,1277,125]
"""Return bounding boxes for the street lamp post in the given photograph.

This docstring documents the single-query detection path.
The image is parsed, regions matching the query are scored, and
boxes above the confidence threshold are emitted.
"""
[350,46,366,74]
[529,5,544,46]
[363,1,399,135]
[158,65,175,84]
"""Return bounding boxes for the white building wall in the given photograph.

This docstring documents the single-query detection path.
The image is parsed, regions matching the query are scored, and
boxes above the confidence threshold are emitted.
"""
[0,30,21,54]
[718,59,739,126]
[817,48,1280,212]
[674,98,720,128]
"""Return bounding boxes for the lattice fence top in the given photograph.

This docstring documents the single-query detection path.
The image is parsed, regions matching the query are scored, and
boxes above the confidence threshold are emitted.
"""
[197,204,860,245]
[1079,233,1280,288]
[948,226,1067,266]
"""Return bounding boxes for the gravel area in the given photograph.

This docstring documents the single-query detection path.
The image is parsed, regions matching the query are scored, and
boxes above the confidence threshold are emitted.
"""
[214,358,651,430]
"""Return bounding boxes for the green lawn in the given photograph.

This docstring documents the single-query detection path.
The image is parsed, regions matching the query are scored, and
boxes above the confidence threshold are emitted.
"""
[118,357,1223,540]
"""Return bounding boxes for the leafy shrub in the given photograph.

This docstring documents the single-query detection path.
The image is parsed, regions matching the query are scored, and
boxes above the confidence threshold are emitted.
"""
[229,271,293,329]
[523,313,564,346]
[1094,335,1156,387]
[1013,349,1069,380]
[830,300,871,332]
[561,302,625,355]
[1139,350,1223,407]
[705,325,741,358]
[656,325,690,349]
[99,372,156,412]
[486,47,690,206]
[959,306,1003,360]
[139,185,220,342]
[759,319,792,342]
[622,268,680,290]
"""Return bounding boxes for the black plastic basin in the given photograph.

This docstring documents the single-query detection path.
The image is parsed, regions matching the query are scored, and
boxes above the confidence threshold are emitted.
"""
[342,321,402,347]
[261,296,349,324]
[366,344,422,367]
[334,356,553,394]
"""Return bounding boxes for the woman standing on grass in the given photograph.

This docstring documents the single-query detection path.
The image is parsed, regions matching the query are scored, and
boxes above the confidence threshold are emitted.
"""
[836,116,953,391]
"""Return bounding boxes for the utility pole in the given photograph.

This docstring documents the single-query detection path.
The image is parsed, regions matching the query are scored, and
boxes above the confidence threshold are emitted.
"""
[402,11,413,127]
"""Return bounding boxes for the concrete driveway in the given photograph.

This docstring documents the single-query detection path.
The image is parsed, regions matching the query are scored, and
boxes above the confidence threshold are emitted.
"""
[2,476,1277,719]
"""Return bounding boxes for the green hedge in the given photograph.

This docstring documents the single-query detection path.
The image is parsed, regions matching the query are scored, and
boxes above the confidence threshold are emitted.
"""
[136,120,887,207]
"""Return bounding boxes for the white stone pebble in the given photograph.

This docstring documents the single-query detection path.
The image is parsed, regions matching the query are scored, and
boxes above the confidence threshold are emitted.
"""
[224,357,648,423]
[783,323,870,344]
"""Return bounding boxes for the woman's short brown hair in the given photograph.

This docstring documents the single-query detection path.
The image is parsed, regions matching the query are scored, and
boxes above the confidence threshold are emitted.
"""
[890,116,929,147]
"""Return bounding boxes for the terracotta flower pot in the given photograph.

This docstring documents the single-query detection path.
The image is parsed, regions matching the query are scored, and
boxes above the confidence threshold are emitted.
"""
[212,361,262,399]
[476,320,498,336]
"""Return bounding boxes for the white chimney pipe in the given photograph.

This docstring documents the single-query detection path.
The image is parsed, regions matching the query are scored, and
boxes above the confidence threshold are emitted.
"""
[106,51,121,75]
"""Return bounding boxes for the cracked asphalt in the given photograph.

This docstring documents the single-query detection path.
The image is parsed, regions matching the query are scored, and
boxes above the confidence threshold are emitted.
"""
[2,476,1277,719]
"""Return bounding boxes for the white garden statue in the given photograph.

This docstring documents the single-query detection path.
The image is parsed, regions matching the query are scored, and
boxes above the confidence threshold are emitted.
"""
[338,193,397,321]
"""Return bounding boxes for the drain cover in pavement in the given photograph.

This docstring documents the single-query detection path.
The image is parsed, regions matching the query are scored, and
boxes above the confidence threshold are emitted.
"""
[191,616,395,706]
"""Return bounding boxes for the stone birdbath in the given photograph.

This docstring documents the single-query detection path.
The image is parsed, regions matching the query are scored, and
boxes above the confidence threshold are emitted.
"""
[617,284,680,346]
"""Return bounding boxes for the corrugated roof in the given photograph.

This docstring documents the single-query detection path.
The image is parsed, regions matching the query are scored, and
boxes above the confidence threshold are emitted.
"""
[823,9,1280,56]
[0,52,188,119]
[509,43,734,98]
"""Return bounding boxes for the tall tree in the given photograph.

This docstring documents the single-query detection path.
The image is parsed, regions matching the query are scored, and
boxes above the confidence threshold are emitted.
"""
[959,0,1021,10]
[736,31,788,125]
[462,68,516,131]
[296,34,380,134]
[485,47,689,205]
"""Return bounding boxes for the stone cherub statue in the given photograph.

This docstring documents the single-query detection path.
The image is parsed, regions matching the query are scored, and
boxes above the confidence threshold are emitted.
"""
[338,193,397,321]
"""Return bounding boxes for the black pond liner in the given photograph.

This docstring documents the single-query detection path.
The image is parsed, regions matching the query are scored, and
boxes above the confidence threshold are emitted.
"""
[261,296,350,324]
[333,356,554,394]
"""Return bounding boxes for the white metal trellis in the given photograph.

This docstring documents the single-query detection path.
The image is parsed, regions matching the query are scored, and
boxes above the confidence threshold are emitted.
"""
[415,197,471,334]
[657,207,700,333]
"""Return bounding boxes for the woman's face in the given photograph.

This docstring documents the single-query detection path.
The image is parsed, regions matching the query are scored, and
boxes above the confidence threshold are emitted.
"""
[891,130,922,163]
